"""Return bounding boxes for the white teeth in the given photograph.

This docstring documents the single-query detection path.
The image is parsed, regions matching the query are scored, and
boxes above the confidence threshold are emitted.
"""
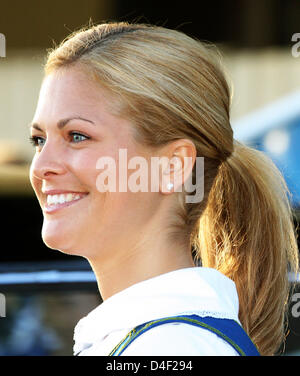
[66,193,73,202]
[46,193,84,206]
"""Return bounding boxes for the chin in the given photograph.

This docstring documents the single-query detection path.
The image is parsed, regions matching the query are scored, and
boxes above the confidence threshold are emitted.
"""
[41,223,82,256]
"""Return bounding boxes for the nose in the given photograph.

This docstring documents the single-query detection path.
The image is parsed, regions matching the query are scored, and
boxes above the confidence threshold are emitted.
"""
[30,141,66,181]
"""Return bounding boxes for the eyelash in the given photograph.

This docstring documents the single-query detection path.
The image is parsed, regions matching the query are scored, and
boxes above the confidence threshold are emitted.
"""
[29,132,90,147]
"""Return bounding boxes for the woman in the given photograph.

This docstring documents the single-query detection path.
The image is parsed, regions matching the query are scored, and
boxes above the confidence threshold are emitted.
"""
[29,22,299,356]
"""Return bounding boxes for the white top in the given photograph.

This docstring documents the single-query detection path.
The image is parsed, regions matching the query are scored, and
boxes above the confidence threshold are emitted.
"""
[73,267,241,356]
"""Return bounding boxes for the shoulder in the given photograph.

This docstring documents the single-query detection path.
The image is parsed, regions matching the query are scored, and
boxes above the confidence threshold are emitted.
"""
[121,322,239,356]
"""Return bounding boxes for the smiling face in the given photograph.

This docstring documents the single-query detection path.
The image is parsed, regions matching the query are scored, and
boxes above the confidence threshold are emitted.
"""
[29,66,161,260]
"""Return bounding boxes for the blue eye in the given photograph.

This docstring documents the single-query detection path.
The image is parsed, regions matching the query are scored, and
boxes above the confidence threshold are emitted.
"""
[29,132,89,148]
[70,132,89,143]
[29,136,46,148]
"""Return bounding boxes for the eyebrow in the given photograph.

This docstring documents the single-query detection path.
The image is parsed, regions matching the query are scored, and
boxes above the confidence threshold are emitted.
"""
[29,116,95,131]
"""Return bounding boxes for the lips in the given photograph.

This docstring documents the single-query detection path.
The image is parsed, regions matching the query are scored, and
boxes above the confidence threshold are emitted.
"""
[43,190,88,214]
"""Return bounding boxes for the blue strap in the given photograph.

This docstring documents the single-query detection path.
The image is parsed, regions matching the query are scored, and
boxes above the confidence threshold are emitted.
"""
[109,314,260,356]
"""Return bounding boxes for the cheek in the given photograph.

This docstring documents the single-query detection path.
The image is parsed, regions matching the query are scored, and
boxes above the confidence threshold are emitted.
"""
[29,160,41,196]
[29,156,36,185]
[68,150,101,188]
[72,146,124,190]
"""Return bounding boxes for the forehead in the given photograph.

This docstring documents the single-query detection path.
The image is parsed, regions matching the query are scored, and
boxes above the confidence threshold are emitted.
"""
[34,66,119,124]
[32,66,147,153]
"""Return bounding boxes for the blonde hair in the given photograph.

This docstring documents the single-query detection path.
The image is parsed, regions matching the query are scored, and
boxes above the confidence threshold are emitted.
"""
[44,22,299,355]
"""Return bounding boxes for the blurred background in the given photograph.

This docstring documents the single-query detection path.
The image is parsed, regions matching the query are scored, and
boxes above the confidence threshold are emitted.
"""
[0,0,299,355]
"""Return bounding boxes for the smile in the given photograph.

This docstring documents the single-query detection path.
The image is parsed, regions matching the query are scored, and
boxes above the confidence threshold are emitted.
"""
[44,192,88,213]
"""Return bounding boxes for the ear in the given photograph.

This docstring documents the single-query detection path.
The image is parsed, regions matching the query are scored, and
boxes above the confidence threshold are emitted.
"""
[159,139,197,195]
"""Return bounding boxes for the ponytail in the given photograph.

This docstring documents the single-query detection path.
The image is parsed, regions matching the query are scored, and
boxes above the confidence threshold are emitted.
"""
[194,140,299,355]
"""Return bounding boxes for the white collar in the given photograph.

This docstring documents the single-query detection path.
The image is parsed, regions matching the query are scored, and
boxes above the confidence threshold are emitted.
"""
[73,266,240,355]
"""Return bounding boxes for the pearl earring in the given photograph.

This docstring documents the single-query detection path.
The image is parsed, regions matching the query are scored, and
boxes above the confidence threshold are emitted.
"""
[167,183,174,191]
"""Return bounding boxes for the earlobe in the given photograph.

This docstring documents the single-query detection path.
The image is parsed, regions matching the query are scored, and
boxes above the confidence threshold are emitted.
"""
[159,157,179,194]
[160,178,174,194]
[158,140,196,195]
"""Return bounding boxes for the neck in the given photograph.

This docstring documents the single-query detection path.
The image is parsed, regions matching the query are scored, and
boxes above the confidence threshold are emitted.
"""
[88,234,195,301]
